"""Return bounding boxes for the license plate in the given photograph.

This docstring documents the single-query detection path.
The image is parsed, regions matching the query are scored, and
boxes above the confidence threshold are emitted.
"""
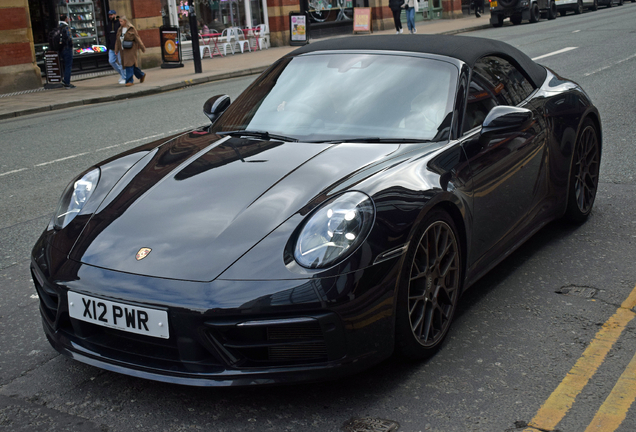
[490,0,497,6]
[68,291,169,339]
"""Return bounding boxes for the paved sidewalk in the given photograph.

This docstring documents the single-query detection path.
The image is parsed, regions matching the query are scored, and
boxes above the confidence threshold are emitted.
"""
[0,14,492,121]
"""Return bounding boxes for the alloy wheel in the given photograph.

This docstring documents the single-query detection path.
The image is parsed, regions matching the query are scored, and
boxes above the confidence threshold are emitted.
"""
[407,221,460,348]
[572,125,600,215]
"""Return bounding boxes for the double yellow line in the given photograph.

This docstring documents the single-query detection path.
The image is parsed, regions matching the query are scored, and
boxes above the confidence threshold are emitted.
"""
[524,286,636,432]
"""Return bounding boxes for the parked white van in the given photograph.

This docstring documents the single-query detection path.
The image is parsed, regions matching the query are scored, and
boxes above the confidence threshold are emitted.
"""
[555,0,597,14]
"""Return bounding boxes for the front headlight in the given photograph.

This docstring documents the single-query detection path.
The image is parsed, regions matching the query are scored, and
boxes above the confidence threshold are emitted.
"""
[294,191,375,269]
[54,168,100,229]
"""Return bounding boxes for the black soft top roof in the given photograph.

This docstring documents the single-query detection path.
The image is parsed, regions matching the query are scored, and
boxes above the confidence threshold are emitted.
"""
[290,34,547,88]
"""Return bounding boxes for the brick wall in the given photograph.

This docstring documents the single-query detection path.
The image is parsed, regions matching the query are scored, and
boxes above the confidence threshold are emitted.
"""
[0,0,40,93]
[0,7,28,30]
[131,0,162,19]
[0,42,32,67]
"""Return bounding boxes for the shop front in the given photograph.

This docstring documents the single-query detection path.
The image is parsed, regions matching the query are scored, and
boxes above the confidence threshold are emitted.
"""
[159,0,268,41]
[301,0,357,38]
[29,0,111,75]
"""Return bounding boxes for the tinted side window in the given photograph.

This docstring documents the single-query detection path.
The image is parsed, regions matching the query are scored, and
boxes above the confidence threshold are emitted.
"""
[463,56,535,132]
[464,77,498,131]
[474,56,535,106]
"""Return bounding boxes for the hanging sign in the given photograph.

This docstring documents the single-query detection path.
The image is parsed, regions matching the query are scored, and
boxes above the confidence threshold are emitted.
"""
[289,12,309,46]
[353,7,372,33]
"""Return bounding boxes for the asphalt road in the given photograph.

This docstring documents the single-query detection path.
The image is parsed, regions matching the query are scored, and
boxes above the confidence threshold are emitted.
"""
[1,5,636,431]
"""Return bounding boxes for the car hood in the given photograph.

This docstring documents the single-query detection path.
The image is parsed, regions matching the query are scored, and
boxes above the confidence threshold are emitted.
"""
[69,130,412,282]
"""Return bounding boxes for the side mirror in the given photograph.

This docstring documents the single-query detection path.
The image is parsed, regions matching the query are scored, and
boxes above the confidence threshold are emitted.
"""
[203,95,231,124]
[481,105,533,135]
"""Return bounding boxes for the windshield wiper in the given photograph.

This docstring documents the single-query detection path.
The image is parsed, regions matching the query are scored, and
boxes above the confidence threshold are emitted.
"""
[218,130,299,142]
[308,137,432,144]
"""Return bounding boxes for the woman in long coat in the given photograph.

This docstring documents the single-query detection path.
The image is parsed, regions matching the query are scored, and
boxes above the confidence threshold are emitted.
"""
[115,16,146,86]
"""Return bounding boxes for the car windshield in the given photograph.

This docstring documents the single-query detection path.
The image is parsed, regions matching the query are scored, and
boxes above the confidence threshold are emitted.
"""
[210,53,458,142]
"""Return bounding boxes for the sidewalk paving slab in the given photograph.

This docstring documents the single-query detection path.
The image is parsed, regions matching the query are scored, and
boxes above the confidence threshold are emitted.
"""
[0,14,493,121]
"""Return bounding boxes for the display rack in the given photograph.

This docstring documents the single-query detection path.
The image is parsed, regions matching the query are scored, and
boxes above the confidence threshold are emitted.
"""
[67,1,98,54]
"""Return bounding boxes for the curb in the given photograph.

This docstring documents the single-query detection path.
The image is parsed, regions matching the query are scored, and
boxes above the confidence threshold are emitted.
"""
[0,66,270,121]
[0,24,492,121]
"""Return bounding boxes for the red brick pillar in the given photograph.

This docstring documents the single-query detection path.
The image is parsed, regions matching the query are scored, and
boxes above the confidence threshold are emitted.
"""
[369,0,396,32]
[0,0,41,94]
[442,0,463,18]
[267,0,297,47]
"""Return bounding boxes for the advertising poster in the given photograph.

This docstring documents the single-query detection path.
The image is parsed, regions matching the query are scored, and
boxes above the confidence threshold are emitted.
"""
[289,12,309,45]
[291,15,307,42]
[163,30,179,62]
[160,26,184,68]
[353,8,372,33]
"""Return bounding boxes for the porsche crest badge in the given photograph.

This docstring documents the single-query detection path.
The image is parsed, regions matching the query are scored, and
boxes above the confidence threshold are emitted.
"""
[136,248,152,261]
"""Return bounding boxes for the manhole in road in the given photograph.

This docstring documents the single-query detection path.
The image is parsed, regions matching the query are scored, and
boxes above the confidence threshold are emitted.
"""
[342,417,400,432]
[555,286,597,298]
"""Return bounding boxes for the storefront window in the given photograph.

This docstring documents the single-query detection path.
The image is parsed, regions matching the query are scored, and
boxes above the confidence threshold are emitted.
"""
[304,0,353,24]
[29,0,109,73]
[66,0,107,55]
[175,0,265,36]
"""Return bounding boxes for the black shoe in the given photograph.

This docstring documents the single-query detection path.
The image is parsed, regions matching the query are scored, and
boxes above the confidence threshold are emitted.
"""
[63,83,76,89]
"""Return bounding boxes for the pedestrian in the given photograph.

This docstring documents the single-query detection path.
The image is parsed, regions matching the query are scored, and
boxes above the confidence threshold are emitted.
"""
[389,0,405,34]
[114,16,147,87]
[199,20,210,35]
[405,0,419,33]
[474,0,484,17]
[106,10,126,85]
[58,14,75,89]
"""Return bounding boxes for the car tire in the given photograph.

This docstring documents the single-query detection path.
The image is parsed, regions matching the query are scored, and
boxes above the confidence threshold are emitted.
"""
[559,9,567,15]
[564,119,600,224]
[548,1,558,19]
[529,2,541,22]
[607,0,613,7]
[574,0,583,13]
[395,209,463,359]
[618,0,624,5]
[492,14,504,27]
[590,0,598,10]
[511,14,523,24]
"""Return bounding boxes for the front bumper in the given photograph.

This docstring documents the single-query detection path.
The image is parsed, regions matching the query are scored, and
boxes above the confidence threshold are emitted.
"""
[490,5,532,20]
[31,237,399,386]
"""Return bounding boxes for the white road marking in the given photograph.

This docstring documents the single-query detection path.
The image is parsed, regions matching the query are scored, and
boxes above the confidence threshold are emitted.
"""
[532,47,578,61]
[35,152,90,167]
[0,168,28,177]
[573,30,581,33]
[584,53,636,77]
[0,128,192,177]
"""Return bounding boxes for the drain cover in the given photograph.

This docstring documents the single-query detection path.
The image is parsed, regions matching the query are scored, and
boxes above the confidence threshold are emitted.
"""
[342,418,400,432]
[555,286,597,298]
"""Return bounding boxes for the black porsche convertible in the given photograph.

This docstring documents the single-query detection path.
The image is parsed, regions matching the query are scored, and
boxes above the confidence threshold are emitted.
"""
[31,35,601,386]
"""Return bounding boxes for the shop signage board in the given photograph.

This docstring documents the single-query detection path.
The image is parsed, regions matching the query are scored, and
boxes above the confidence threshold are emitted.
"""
[44,51,63,89]
[353,8,373,33]
[289,12,309,46]
[160,26,184,68]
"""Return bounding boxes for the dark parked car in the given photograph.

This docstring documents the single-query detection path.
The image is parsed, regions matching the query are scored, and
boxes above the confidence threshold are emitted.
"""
[32,35,601,386]
[490,0,558,26]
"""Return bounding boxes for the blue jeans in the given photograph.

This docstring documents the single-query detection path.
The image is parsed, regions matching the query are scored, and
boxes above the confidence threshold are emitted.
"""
[125,65,145,83]
[60,47,73,86]
[406,8,416,32]
[108,50,126,80]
